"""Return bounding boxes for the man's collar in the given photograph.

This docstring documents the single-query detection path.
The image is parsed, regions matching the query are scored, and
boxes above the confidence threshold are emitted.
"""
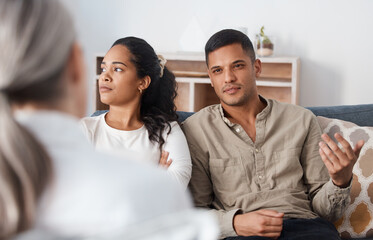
[218,95,271,126]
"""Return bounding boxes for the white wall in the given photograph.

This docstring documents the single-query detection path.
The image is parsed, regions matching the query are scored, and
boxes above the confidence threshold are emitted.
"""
[63,0,373,113]
[61,0,126,113]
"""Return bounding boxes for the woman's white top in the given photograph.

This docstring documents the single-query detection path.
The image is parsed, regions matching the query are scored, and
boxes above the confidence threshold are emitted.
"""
[14,110,195,238]
[80,112,192,189]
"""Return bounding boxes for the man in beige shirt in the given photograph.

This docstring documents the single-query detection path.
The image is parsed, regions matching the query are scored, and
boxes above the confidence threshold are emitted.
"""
[181,29,364,240]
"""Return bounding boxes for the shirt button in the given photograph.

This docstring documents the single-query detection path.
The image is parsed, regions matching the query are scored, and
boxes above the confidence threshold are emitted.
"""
[235,128,240,133]
[258,175,263,179]
[255,148,259,153]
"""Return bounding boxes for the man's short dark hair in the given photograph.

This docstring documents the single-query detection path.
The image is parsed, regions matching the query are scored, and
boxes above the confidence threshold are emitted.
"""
[205,29,256,66]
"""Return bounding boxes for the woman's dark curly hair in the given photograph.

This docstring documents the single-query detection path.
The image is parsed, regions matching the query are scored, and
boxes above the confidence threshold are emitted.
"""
[111,37,178,151]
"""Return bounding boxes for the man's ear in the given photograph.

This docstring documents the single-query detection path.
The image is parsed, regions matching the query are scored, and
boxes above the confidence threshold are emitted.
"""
[138,75,151,92]
[254,59,262,78]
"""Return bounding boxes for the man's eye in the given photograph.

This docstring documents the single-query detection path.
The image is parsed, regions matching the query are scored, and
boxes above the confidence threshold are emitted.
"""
[234,64,243,68]
[213,69,221,73]
[114,68,123,72]
[101,68,106,73]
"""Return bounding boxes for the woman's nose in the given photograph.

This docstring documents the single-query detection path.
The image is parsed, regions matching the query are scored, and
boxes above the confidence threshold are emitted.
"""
[100,72,111,82]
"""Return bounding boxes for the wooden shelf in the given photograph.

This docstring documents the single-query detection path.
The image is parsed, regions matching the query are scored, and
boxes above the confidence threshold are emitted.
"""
[163,53,300,112]
[176,77,210,84]
[256,80,292,87]
[95,56,104,75]
[173,71,209,78]
[93,53,300,112]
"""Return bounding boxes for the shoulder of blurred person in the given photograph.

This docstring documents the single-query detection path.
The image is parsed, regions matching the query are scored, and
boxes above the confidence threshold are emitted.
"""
[15,109,194,237]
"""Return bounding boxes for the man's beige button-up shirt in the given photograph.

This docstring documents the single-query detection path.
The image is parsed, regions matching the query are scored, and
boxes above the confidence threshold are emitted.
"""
[181,98,351,239]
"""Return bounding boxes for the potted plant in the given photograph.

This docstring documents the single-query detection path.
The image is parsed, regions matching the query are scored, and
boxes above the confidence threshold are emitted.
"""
[256,26,274,57]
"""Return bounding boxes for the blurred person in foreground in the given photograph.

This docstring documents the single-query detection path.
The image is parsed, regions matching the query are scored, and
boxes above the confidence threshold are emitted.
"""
[0,0,217,239]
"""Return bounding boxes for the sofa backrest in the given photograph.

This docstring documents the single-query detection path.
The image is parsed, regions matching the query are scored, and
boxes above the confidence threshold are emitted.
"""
[307,104,373,127]
[91,104,373,127]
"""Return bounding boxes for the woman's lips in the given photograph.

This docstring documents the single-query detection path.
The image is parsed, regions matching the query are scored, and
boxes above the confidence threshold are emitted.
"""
[99,86,112,92]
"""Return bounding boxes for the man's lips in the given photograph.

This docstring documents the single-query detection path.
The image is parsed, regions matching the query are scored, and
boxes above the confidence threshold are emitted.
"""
[223,86,241,94]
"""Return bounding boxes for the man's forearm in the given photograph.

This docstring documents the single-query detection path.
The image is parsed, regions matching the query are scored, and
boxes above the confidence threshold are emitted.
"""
[208,208,241,239]
[311,179,351,222]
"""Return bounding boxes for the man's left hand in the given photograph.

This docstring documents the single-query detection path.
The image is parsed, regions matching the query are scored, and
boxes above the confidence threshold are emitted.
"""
[319,133,364,188]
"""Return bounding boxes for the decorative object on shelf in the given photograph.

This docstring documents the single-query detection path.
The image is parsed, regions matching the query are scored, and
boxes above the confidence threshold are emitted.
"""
[255,26,274,57]
[178,15,206,52]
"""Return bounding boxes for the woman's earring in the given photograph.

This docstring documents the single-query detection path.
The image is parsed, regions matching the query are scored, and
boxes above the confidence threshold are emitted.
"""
[139,88,143,94]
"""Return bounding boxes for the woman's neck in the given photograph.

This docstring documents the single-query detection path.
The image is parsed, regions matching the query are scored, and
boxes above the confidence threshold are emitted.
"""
[106,104,143,131]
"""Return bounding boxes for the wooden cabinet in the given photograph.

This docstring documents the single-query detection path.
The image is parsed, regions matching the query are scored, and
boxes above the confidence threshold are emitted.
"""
[94,53,300,112]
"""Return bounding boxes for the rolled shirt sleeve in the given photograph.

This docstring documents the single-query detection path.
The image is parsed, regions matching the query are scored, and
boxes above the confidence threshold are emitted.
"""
[301,115,351,222]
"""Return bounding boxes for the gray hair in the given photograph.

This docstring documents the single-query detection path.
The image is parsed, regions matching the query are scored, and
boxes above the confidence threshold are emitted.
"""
[0,0,75,238]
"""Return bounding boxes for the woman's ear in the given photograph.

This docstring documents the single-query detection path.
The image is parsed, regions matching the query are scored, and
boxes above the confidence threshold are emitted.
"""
[138,75,151,92]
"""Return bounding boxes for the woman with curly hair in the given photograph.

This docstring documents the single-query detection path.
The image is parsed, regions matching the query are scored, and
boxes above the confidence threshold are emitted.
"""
[80,37,192,188]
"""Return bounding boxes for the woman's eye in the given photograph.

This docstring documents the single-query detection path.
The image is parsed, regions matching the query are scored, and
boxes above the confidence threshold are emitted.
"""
[114,68,123,72]
[101,68,106,73]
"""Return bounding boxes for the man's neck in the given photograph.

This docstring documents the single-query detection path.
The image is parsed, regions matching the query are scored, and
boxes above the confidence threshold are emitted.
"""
[222,96,266,125]
[221,96,267,143]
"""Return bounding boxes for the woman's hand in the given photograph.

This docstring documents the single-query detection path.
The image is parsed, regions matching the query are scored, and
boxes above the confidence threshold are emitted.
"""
[159,150,173,169]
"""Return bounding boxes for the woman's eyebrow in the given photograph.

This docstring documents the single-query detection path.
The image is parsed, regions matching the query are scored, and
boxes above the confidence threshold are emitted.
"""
[101,61,127,67]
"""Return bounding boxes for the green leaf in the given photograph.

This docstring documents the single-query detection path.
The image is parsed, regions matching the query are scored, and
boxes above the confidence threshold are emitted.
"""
[258,26,272,44]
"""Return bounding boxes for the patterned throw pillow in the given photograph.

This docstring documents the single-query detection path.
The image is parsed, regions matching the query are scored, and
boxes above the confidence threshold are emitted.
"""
[317,116,373,239]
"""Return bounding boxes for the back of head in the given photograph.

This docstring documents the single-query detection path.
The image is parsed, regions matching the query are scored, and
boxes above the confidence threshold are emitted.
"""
[205,29,256,66]
[0,0,75,238]
[112,37,178,150]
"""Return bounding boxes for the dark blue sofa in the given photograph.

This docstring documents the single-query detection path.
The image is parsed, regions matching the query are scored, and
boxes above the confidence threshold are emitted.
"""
[92,104,373,240]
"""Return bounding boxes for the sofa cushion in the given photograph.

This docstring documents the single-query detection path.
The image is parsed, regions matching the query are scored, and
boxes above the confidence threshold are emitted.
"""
[317,116,373,239]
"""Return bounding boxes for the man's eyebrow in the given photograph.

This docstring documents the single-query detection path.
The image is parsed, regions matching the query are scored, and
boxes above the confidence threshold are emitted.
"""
[101,61,127,67]
[209,59,246,70]
[232,59,246,64]
[210,65,220,71]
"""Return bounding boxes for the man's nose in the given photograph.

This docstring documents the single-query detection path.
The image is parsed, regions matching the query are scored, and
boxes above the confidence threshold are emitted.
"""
[224,69,236,83]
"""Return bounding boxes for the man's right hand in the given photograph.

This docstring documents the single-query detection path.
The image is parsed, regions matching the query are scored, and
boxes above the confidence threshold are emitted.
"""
[233,209,284,238]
